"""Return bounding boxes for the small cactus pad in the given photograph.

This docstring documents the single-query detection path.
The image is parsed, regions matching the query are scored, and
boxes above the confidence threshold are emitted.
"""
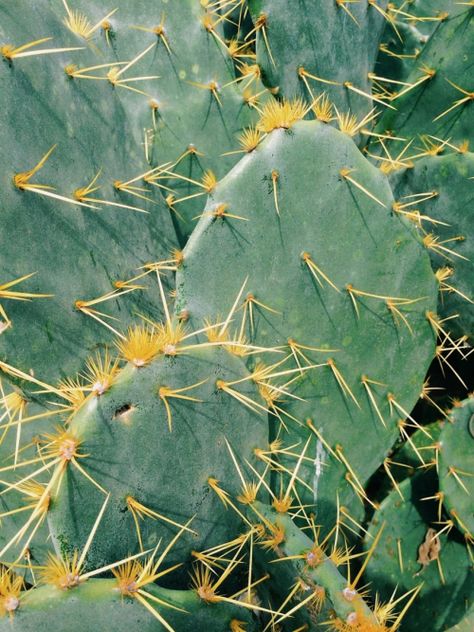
[393,151,474,341]
[439,396,474,541]
[364,471,474,631]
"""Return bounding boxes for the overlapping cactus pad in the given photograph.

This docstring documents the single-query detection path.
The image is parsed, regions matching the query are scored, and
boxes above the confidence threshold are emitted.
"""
[0,1,472,631]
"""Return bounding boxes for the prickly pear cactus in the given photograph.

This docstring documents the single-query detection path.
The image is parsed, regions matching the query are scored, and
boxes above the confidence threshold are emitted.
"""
[48,343,268,574]
[0,388,54,567]
[0,1,178,384]
[364,470,474,631]
[439,397,474,541]
[48,0,269,243]
[0,575,257,631]
[0,1,472,631]
[247,0,388,119]
[377,7,474,149]
[373,1,467,85]
[176,117,438,527]
[392,151,474,341]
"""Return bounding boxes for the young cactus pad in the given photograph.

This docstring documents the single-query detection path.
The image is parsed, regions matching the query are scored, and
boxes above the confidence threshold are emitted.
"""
[364,471,473,631]
[47,345,268,575]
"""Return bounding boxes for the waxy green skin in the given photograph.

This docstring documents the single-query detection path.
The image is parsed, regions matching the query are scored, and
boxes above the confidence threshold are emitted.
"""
[374,0,468,85]
[392,152,474,341]
[50,0,266,244]
[373,420,444,504]
[439,397,474,538]
[0,1,471,628]
[0,579,257,631]
[394,420,444,472]
[247,0,388,119]
[176,119,437,528]
[375,20,426,86]
[364,472,474,632]
[48,346,268,582]
[377,8,474,149]
[0,1,177,386]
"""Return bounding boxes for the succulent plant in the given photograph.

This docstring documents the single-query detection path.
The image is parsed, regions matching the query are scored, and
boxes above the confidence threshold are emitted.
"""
[392,152,474,342]
[0,1,472,631]
[175,116,438,530]
[376,6,474,150]
[364,460,473,631]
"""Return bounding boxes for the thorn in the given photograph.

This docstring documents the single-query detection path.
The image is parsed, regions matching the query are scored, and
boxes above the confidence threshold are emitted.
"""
[1,37,83,60]
[301,252,340,292]
[158,380,207,431]
[391,64,436,100]
[271,170,280,216]
[340,168,387,208]
[327,359,360,408]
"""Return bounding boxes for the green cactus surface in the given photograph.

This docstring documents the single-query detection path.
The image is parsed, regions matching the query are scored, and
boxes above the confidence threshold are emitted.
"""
[377,8,474,150]
[247,0,388,120]
[438,397,474,541]
[392,151,474,342]
[0,1,178,386]
[0,577,257,631]
[248,501,382,630]
[176,117,438,528]
[364,471,474,632]
[47,344,268,577]
[0,2,472,631]
[47,0,270,244]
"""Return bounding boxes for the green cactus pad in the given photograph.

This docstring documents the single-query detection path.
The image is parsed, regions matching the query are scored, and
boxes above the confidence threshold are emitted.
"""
[374,0,467,86]
[176,118,437,527]
[364,471,474,632]
[0,578,257,631]
[439,397,474,540]
[375,19,426,86]
[247,0,388,119]
[392,151,474,341]
[377,8,474,149]
[48,345,267,579]
[50,0,266,243]
[0,1,178,386]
